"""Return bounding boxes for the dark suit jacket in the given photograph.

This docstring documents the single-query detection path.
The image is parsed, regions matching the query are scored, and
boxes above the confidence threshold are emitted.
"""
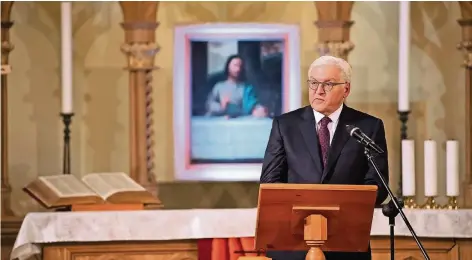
[260,105,389,260]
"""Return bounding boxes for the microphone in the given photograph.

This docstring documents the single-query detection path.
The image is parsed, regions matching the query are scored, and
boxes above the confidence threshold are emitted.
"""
[345,124,384,154]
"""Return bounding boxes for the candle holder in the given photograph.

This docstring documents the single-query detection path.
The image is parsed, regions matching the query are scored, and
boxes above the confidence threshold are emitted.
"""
[403,196,418,209]
[396,110,411,197]
[60,113,74,175]
[442,196,459,210]
[420,196,440,209]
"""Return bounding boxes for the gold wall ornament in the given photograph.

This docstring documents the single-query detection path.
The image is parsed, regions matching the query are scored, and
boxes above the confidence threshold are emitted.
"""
[121,43,160,70]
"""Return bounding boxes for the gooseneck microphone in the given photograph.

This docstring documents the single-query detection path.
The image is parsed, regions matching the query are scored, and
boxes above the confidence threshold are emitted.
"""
[345,124,384,154]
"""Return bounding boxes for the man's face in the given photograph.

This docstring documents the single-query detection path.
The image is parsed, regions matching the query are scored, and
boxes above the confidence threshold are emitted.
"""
[308,65,350,115]
[228,57,242,78]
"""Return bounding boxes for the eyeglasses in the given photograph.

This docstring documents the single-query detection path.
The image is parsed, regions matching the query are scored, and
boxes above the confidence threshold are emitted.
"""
[307,80,346,92]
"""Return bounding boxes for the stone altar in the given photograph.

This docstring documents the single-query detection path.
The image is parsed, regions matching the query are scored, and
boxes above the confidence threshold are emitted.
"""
[10,208,472,260]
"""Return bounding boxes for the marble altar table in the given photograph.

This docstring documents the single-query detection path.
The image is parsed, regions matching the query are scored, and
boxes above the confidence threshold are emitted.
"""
[10,208,472,260]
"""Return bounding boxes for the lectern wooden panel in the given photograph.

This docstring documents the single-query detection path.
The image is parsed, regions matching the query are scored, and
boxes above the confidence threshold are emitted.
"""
[254,184,377,259]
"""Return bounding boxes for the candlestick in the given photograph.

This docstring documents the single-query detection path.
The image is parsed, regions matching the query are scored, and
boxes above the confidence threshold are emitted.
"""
[396,110,410,198]
[403,196,418,209]
[420,196,440,209]
[398,1,410,112]
[61,113,73,174]
[446,140,460,197]
[443,196,458,210]
[424,140,438,197]
[442,196,459,210]
[61,2,73,114]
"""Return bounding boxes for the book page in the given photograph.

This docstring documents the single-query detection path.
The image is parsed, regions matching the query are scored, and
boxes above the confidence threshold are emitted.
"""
[82,172,145,200]
[39,175,97,198]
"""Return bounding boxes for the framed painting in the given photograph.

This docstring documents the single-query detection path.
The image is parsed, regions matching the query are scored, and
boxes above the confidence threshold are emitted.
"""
[173,23,301,181]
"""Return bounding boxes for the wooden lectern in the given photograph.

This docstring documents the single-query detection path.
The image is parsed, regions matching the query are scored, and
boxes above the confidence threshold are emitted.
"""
[242,183,378,260]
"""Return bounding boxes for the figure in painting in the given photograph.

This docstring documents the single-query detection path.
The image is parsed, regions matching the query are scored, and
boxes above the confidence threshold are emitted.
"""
[206,55,267,118]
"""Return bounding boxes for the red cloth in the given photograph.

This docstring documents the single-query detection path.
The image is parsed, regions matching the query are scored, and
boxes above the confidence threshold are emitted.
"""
[198,237,265,260]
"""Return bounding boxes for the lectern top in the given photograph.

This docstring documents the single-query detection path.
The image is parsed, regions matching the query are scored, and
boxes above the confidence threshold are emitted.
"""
[259,183,377,191]
[255,184,378,253]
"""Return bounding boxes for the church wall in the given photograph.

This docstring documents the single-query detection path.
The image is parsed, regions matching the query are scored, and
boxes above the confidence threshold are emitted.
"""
[6,1,464,214]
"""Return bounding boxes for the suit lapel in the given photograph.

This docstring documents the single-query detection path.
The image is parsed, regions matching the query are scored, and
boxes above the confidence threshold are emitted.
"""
[299,107,323,174]
[321,106,352,182]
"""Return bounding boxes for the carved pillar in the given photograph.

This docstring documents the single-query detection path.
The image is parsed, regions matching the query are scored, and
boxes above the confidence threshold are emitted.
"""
[119,2,160,198]
[458,1,472,207]
[1,1,15,217]
[313,2,355,61]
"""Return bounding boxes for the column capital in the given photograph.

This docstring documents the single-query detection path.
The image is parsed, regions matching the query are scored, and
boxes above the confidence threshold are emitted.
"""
[457,19,472,68]
[120,42,160,71]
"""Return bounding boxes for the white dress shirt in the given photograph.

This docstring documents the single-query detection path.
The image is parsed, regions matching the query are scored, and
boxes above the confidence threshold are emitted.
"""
[313,104,344,145]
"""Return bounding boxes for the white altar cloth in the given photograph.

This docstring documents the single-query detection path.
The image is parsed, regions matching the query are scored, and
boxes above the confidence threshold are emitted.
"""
[11,208,472,260]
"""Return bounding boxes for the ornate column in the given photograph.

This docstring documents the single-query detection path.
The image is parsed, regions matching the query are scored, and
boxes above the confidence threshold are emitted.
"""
[1,4,22,255]
[313,2,355,61]
[1,1,15,217]
[119,2,160,198]
[457,1,472,207]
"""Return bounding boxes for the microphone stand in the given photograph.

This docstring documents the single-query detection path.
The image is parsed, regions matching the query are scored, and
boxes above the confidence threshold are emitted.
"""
[382,198,403,260]
[364,147,430,260]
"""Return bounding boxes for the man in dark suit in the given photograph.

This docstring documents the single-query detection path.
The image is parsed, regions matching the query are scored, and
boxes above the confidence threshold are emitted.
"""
[260,55,389,260]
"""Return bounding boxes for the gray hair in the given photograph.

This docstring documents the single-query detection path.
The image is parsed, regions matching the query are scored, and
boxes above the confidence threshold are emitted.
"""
[308,55,352,83]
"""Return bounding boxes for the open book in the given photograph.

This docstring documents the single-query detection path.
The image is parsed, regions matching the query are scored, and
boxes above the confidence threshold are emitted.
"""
[24,172,161,209]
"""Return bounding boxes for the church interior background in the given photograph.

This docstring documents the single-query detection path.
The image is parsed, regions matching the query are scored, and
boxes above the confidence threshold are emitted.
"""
[2,1,472,260]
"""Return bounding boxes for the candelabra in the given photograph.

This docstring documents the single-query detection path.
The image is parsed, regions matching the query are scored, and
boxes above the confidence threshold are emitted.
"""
[61,113,74,174]
[397,110,411,198]
[420,196,440,209]
[403,196,418,209]
[442,196,459,210]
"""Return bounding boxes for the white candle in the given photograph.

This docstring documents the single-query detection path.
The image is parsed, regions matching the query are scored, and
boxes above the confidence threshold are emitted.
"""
[398,1,410,112]
[424,140,438,197]
[446,140,460,196]
[61,2,73,114]
[401,140,415,196]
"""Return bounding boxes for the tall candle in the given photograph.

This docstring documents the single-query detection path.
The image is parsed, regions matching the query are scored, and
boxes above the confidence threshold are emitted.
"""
[61,2,73,114]
[398,1,410,112]
[401,140,415,196]
[424,140,438,197]
[446,140,460,196]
